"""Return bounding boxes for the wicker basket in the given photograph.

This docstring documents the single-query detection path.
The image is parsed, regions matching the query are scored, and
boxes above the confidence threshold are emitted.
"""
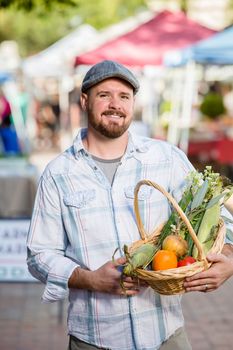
[129,179,226,295]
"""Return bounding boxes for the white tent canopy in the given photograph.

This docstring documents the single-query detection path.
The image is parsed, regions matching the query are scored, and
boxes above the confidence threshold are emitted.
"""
[22,11,153,79]
[22,24,98,78]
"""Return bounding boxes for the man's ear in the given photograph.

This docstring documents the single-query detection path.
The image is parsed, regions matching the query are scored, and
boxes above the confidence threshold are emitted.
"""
[80,93,88,111]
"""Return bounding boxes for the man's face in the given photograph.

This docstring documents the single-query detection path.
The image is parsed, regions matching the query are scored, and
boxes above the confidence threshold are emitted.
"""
[81,78,135,138]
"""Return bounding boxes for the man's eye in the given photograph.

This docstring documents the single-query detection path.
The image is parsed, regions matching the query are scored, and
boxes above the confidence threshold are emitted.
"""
[99,93,108,98]
[121,95,129,100]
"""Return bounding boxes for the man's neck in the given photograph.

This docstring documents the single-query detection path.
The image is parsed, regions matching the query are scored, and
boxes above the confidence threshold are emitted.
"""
[83,131,128,160]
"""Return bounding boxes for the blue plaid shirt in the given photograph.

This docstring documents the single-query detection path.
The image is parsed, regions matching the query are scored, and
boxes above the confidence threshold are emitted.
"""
[27,128,196,350]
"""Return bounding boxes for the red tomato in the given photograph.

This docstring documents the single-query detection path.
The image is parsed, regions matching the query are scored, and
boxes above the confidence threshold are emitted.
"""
[177,256,196,267]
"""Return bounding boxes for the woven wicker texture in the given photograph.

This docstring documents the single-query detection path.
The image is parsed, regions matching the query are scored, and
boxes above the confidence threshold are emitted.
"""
[131,180,226,295]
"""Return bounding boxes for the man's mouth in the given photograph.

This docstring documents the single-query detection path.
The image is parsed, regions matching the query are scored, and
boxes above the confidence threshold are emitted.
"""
[103,111,125,119]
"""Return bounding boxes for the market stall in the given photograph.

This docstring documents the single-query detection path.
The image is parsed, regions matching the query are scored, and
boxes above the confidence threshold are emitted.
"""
[75,10,216,67]
[0,72,38,282]
[164,25,233,66]
[0,157,38,282]
[164,26,233,176]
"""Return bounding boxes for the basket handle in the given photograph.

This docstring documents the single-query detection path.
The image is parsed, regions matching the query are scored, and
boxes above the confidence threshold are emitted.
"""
[134,179,206,262]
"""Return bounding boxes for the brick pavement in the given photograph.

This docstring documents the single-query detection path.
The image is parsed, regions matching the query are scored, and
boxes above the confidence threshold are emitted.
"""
[0,278,233,350]
[0,283,68,350]
[182,277,233,350]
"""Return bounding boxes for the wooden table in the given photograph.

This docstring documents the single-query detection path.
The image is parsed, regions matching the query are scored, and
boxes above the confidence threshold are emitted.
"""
[0,159,38,218]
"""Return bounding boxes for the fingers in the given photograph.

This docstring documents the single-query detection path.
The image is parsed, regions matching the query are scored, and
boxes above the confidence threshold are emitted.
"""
[122,276,147,286]
[185,265,216,282]
[119,281,140,296]
[122,280,138,290]
[114,256,127,266]
[120,289,139,296]
[184,272,219,292]
[113,257,126,275]
[105,258,148,296]
[183,255,228,292]
[118,276,147,296]
[121,276,138,289]
[184,280,215,293]
[185,271,208,282]
[206,253,225,263]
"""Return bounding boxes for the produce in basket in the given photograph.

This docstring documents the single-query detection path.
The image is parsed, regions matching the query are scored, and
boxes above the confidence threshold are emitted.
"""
[120,166,232,295]
[122,243,157,276]
[152,250,178,271]
[177,256,196,267]
[162,235,188,257]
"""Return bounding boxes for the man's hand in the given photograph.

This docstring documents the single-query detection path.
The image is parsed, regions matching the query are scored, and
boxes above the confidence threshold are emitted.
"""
[183,244,233,293]
[68,256,146,296]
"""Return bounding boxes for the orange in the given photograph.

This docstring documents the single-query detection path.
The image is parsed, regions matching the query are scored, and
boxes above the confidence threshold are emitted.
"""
[152,250,178,271]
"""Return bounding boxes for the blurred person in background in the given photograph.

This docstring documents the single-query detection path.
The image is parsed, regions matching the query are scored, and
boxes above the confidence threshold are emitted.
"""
[0,88,12,127]
[34,97,60,150]
[69,85,84,138]
[0,88,21,155]
[27,60,233,350]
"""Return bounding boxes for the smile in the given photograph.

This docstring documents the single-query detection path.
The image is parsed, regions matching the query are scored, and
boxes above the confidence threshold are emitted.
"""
[103,111,124,119]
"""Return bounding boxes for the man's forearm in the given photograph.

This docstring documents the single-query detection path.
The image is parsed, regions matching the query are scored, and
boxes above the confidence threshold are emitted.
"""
[68,267,95,290]
[222,243,233,258]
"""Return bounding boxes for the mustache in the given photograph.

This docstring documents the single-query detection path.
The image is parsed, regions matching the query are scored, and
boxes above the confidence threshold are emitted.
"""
[102,110,126,118]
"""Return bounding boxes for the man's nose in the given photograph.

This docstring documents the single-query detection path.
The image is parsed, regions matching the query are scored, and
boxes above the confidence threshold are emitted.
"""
[108,96,121,109]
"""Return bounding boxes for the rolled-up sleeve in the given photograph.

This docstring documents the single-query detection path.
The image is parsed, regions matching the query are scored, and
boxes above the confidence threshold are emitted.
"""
[221,206,233,245]
[27,172,78,302]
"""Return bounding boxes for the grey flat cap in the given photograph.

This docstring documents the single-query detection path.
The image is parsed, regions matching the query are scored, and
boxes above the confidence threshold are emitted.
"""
[81,60,140,94]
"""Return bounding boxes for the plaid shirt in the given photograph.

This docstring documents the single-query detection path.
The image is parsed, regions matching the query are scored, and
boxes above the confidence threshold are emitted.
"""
[27,128,195,350]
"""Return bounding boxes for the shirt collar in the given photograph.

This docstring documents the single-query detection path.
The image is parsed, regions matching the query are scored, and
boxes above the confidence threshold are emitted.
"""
[72,128,87,158]
[72,128,149,159]
[127,131,149,155]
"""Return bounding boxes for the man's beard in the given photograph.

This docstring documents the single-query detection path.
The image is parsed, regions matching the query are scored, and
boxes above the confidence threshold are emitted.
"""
[88,110,131,139]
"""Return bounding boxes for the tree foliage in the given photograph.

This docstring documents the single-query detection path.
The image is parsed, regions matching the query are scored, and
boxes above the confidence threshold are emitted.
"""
[0,0,147,57]
[0,0,76,11]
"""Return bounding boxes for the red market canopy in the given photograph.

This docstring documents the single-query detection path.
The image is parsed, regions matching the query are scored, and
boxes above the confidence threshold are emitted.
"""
[75,10,216,67]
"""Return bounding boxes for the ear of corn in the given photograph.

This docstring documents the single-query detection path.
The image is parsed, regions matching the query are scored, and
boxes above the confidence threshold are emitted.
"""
[192,192,221,258]
[190,180,209,211]
[123,243,157,276]
[157,189,193,245]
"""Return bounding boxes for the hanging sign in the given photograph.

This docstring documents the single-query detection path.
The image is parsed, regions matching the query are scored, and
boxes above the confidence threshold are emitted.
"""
[0,219,38,282]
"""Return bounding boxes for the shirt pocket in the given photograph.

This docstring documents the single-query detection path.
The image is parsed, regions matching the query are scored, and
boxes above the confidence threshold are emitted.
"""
[63,189,96,208]
[124,185,152,201]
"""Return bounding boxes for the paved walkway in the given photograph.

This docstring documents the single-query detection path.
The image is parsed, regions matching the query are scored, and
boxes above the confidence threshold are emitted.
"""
[0,283,68,350]
[1,278,233,350]
[182,277,233,350]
